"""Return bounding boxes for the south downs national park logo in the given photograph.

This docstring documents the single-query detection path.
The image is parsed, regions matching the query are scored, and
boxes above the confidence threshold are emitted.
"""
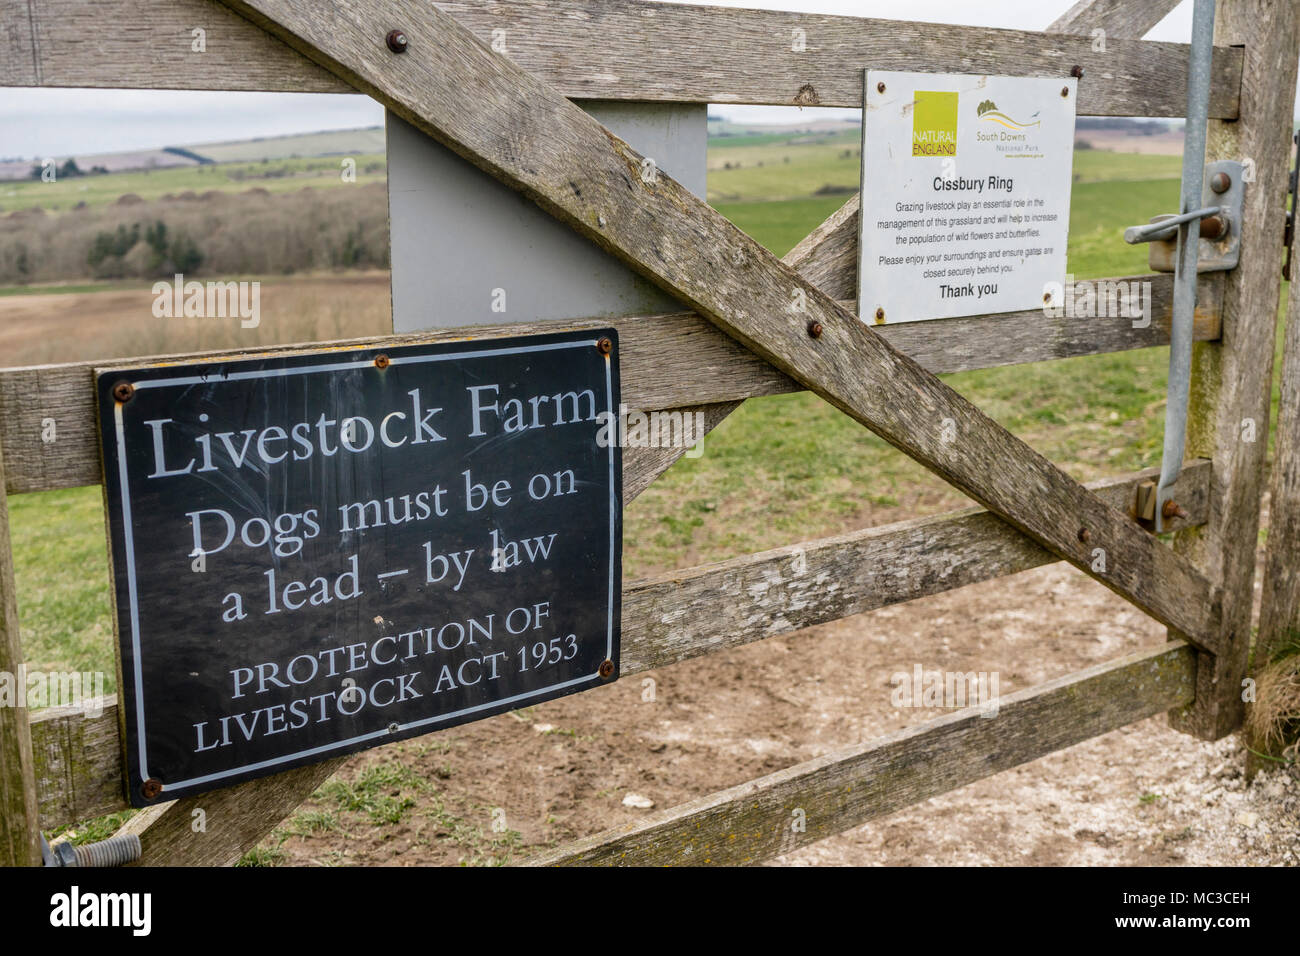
[975,99,1041,132]
[911,90,957,157]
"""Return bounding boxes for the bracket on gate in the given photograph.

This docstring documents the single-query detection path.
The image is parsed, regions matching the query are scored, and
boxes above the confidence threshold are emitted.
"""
[1124,159,1247,275]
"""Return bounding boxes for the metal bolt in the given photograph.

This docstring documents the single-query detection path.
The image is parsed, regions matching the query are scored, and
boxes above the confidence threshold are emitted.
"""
[1162,500,1189,521]
[374,353,390,369]
[598,659,615,679]
[1070,65,1084,79]
[877,82,886,94]
[1077,527,1091,544]
[112,380,134,403]
[1061,86,1070,98]
[141,778,163,800]
[388,722,400,734]
[1210,171,1231,194]
[596,336,613,355]
[1043,292,1052,304]
[874,307,885,325]
[52,834,142,867]
[386,29,409,53]
[807,320,823,338]
[1199,214,1229,240]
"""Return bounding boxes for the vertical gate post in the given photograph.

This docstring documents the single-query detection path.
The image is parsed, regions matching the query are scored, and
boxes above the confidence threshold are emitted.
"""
[1250,273,1300,765]
[0,437,42,866]
[1258,273,1300,662]
[1170,0,1300,740]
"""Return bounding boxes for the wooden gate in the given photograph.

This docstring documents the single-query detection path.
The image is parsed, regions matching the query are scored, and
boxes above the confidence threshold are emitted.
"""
[1,0,1297,866]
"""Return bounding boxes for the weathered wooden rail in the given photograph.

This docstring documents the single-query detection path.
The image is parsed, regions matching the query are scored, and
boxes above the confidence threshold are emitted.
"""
[0,0,1295,867]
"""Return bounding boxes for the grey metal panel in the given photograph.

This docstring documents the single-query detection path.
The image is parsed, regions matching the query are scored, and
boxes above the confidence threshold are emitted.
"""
[387,101,707,332]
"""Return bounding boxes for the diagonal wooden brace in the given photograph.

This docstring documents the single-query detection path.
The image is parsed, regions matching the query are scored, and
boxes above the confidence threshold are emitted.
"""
[215,0,1223,656]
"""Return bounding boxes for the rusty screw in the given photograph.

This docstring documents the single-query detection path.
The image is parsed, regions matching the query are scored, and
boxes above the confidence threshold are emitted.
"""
[374,353,390,369]
[141,778,163,800]
[1162,500,1189,522]
[1078,527,1091,544]
[1061,86,1070,98]
[807,320,823,339]
[1070,65,1084,79]
[598,659,615,679]
[388,722,400,734]
[877,81,886,94]
[386,29,409,53]
[874,307,886,324]
[112,380,134,403]
[596,336,613,355]
[1210,171,1231,194]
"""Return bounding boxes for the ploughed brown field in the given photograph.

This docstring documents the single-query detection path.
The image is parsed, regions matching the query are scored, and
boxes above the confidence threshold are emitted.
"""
[0,272,392,367]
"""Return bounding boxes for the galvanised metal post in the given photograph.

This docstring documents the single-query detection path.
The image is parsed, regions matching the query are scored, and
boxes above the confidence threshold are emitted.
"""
[1157,0,1217,532]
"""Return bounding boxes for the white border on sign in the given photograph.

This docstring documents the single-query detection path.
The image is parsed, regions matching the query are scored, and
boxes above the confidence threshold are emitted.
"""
[112,337,619,795]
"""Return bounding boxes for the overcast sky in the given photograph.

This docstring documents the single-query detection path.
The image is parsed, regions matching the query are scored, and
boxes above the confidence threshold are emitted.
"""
[0,0,1282,160]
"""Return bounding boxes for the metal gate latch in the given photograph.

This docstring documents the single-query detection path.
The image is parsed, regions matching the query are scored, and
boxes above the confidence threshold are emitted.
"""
[1120,0,1227,534]
[1124,159,1247,274]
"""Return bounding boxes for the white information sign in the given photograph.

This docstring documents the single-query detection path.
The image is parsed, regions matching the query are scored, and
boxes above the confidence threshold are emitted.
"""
[858,71,1077,325]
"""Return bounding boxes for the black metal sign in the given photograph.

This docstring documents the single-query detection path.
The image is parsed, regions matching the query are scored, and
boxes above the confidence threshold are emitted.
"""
[97,329,621,805]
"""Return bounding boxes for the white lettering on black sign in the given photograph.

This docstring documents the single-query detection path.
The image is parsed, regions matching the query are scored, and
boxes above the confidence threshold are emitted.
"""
[98,330,621,805]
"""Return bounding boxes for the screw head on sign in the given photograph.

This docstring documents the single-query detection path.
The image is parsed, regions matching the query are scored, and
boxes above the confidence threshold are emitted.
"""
[877,82,886,94]
[113,381,135,403]
[807,320,823,339]
[599,659,615,679]
[1210,172,1232,194]
[141,778,163,800]
[374,353,390,369]
[1078,527,1091,544]
[597,337,613,355]
[386,30,409,53]
[388,722,400,734]
[1061,86,1070,98]
[874,307,885,325]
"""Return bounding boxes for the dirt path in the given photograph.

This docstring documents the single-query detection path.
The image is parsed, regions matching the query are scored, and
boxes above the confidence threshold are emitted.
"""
[269,555,1298,867]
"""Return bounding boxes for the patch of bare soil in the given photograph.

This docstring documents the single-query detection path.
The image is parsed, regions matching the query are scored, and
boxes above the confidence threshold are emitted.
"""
[272,555,1299,867]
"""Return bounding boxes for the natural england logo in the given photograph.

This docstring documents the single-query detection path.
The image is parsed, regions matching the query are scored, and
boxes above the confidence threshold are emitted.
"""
[911,90,958,157]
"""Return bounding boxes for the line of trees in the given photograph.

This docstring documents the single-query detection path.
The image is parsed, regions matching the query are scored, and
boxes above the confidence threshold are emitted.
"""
[0,183,390,284]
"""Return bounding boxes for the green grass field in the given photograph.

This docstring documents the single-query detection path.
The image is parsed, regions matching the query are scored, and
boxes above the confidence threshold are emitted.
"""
[1,153,387,213]
[10,143,1272,712]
